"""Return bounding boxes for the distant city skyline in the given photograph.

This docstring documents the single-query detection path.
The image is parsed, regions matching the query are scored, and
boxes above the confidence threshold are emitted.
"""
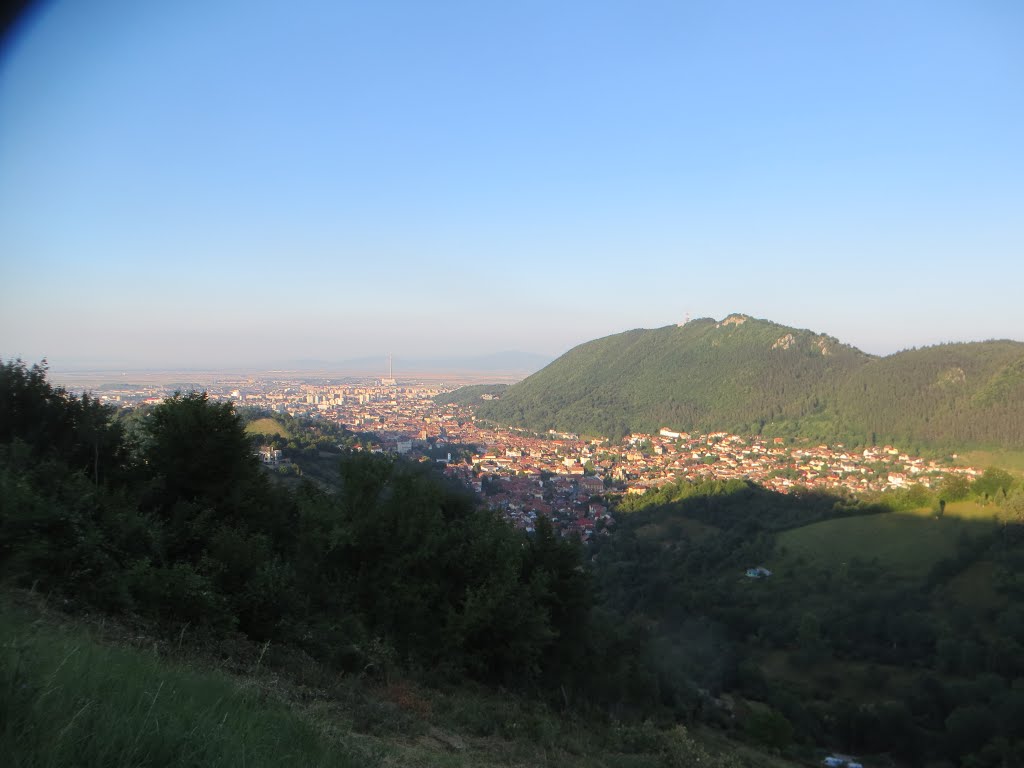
[2,1,1023,370]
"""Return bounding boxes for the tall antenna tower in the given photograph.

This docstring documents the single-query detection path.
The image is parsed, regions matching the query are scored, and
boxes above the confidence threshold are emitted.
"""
[381,353,396,386]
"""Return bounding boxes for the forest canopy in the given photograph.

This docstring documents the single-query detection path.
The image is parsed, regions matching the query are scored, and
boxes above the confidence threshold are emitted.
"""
[479,318,1024,450]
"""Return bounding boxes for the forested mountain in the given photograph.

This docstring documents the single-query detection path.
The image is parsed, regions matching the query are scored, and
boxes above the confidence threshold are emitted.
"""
[835,341,1024,449]
[477,315,1024,449]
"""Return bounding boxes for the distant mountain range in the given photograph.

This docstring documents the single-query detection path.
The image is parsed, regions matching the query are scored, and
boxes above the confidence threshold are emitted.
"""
[476,315,1024,450]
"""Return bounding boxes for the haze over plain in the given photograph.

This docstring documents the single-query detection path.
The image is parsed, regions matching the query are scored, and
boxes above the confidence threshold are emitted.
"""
[1,0,1022,369]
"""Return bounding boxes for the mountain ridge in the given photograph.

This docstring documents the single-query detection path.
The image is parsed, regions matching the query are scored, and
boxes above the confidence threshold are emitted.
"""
[477,315,1024,450]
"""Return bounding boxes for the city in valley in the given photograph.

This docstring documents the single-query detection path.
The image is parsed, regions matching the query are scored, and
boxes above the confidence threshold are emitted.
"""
[62,368,984,543]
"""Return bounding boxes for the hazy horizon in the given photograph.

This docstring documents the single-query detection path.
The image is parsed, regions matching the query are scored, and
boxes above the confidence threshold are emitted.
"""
[23,313,1024,376]
[3,1,1023,369]
[39,349,556,375]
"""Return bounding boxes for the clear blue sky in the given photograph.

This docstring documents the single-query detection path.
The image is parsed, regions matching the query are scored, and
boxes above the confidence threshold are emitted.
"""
[2,0,1022,369]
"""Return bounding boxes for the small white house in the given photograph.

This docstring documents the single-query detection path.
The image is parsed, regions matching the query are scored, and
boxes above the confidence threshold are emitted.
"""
[258,446,282,464]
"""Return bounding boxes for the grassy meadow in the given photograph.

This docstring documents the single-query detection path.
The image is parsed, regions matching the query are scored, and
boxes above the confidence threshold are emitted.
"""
[897,499,999,521]
[245,417,292,438]
[955,448,1024,477]
[777,507,997,579]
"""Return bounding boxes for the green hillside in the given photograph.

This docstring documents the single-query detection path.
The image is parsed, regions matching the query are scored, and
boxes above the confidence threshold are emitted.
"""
[478,315,1024,449]
[478,315,867,439]
[835,341,1024,449]
[777,510,997,579]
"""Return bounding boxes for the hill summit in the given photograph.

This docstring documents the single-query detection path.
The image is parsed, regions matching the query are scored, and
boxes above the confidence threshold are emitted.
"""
[477,315,1024,450]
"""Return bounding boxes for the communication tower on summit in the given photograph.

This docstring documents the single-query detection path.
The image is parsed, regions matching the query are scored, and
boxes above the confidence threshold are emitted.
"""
[677,312,691,327]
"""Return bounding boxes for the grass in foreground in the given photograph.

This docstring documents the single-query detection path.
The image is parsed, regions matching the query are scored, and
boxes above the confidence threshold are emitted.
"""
[0,593,790,768]
[0,598,367,768]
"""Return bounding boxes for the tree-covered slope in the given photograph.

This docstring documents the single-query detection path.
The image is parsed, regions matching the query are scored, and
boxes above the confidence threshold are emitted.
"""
[478,315,869,439]
[478,315,1024,449]
[835,341,1024,449]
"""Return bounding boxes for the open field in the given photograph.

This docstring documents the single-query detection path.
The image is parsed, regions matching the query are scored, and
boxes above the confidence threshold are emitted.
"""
[896,499,999,521]
[955,449,1024,476]
[777,511,996,579]
[245,417,291,438]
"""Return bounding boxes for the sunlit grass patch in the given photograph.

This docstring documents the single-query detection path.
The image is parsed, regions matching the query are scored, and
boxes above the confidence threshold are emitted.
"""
[955,449,1024,476]
[894,499,998,521]
[245,417,291,438]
